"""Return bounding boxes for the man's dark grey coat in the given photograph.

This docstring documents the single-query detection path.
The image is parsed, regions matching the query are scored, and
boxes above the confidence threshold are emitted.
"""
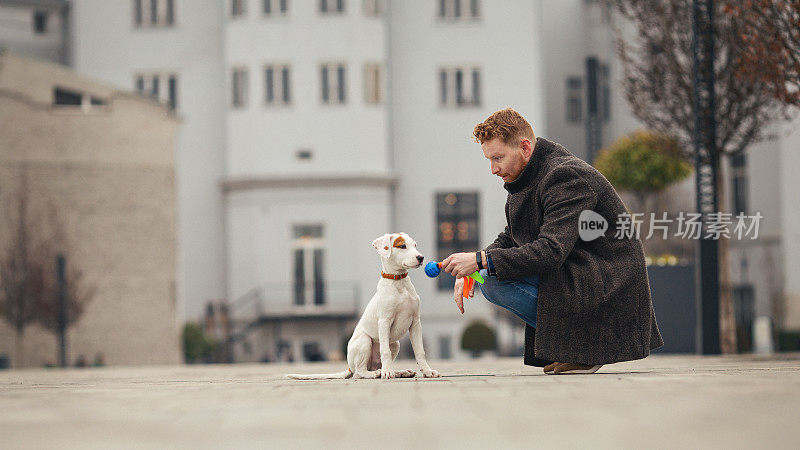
[486,137,663,365]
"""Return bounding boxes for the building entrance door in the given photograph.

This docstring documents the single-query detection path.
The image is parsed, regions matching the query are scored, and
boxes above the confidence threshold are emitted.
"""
[292,225,325,305]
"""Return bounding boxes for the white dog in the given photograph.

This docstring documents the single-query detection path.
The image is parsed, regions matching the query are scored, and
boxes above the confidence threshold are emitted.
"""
[287,232,440,380]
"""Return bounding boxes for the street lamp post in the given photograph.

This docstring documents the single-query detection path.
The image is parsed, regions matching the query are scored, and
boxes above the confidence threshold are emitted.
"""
[691,0,721,354]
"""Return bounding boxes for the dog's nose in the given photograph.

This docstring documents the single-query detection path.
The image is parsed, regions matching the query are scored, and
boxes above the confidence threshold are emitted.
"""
[417,255,424,263]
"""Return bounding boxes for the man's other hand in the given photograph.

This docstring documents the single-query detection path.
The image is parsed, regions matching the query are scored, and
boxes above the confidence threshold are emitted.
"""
[441,252,479,279]
[452,277,476,314]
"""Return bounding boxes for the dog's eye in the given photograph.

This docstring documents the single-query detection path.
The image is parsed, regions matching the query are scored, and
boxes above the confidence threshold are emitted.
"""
[399,244,406,249]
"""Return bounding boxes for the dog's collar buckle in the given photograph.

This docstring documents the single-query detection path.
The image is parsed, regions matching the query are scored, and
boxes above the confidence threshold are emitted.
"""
[381,272,408,280]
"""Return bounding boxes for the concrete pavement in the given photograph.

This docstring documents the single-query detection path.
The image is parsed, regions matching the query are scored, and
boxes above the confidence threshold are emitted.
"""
[1,354,799,449]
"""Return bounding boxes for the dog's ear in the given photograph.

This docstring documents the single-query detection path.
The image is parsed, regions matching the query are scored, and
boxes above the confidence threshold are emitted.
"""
[372,233,395,257]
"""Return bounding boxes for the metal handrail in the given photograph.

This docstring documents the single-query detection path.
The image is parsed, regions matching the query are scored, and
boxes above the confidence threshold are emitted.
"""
[229,281,360,317]
[226,280,361,345]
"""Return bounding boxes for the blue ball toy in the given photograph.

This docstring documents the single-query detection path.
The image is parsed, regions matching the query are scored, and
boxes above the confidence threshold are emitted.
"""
[425,261,441,278]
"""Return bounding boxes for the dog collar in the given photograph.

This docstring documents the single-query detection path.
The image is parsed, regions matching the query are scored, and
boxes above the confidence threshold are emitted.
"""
[381,272,408,280]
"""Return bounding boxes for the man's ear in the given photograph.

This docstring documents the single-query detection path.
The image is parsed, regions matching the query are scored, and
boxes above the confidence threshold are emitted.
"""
[372,233,395,257]
[520,138,534,159]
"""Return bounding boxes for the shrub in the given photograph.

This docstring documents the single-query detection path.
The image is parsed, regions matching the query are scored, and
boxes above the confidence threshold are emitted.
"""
[461,320,497,358]
[182,323,217,363]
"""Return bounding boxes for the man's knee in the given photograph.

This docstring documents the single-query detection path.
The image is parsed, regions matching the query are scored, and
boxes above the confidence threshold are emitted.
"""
[478,272,503,305]
[478,279,493,301]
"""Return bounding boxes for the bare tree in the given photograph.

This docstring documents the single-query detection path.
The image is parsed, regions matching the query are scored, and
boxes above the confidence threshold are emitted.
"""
[0,172,48,368]
[33,206,95,342]
[611,0,787,156]
[724,1,800,108]
[610,0,789,353]
[0,171,95,368]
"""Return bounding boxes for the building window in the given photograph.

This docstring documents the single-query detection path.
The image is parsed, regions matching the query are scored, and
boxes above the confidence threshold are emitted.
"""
[293,225,326,306]
[363,0,382,17]
[296,149,313,160]
[134,0,175,27]
[586,0,612,25]
[168,75,178,110]
[53,88,107,111]
[363,63,383,104]
[33,11,48,34]
[600,63,611,122]
[436,192,480,290]
[321,63,346,104]
[263,0,288,15]
[439,67,481,108]
[231,68,248,108]
[54,88,82,106]
[731,153,748,214]
[319,0,345,14]
[231,0,246,17]
[566,77,583,124]
[135,73,179,110]
[438,0,479,20]
[264,64,291,105]
[135,0,143,25]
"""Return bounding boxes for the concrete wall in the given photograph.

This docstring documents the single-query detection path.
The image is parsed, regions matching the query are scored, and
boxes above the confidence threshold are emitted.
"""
[0,51,180,367]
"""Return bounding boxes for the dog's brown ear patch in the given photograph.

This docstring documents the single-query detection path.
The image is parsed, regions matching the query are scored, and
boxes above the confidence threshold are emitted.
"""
[392,235,406,248]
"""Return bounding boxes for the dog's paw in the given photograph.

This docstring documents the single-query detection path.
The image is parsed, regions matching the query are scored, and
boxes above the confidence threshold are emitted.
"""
[422,369,441,378]
[395,369,416,378]
[380,367,395,379]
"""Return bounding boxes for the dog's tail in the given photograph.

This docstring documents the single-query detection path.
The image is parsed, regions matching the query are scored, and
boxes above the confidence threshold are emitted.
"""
[285,369,352,380]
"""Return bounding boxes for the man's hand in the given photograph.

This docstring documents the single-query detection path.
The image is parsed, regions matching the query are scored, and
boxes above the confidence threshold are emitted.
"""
[453,277,476,314]
[441,252,479,279]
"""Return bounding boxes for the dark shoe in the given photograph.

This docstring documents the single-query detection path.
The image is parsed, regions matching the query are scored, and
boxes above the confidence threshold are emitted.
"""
[524,324,555,367]
[546,362,603,375]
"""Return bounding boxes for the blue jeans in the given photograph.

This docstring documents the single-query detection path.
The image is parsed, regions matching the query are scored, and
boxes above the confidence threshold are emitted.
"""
[477,269,540,328]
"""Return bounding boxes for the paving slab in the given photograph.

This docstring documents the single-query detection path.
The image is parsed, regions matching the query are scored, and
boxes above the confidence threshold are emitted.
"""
[1,354,799,449]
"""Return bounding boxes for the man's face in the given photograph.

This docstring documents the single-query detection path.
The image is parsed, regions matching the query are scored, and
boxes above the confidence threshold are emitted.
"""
[482,137,533,183]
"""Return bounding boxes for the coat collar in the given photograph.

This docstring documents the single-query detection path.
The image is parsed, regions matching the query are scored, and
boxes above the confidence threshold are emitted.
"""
[503,137,552,194]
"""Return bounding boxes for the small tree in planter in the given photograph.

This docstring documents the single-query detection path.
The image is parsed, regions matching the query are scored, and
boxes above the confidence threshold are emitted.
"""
[460,320,497,358]
[594,130,692,213]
